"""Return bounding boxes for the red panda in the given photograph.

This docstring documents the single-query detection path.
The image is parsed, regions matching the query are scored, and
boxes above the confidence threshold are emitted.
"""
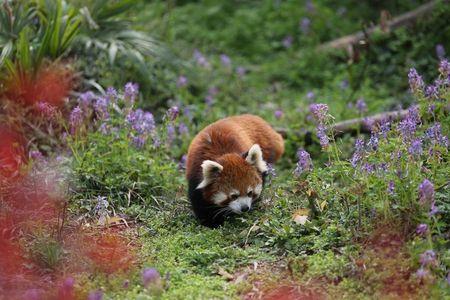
[186,114,284,227]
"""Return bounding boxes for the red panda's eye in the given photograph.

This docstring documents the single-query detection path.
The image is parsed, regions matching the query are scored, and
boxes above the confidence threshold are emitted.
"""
[230,194,238,200]
[247,191,253,197]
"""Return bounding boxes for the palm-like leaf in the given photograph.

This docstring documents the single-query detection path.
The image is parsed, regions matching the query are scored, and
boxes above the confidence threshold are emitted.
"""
[0,1,36,67]
[76,0,162,65]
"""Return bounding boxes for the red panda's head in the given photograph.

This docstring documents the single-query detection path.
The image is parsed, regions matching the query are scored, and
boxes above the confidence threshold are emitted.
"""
[196,144,267,214]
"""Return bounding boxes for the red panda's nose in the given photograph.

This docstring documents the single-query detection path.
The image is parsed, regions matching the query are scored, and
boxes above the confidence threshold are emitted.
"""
[241,205,250,212]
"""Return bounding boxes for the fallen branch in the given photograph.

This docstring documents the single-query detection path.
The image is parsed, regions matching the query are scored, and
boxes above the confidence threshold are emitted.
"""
[320,1,440,50]
[276,109,409,139]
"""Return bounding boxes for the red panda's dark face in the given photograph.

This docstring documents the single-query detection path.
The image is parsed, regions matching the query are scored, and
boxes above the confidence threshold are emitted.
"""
[196,144,267,214]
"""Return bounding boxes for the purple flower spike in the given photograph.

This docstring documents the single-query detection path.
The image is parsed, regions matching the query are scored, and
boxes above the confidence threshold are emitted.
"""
[408,138,423,156]
[178,122,189,136]
[167,124,176,144]
[69,106,83,134]
[419,250,436,267]
[274,109,283,119]
[94,97,109,120]
[142,268,161,288]
[124,82,139,104]
[167,106,179,121]
[309,103,329,123]
[316,125,329,148]
[300,17,311,34]
[220,54,231,67]
[177,75,188,88]
[294,149,313,176]
[30,150,44,160]
[355,98,367,113]
[387,181,395,195]
[106,87,118,102]
[439,59,450,77]
[436,44,446,60]
[416,223,428,235]
[408,68,424,93]
[78,91,95,110]
[415,268,428,279]
[418,179,434,205]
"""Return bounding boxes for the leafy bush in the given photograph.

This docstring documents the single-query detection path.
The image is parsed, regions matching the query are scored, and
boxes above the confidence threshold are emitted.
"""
[68,84,183,216]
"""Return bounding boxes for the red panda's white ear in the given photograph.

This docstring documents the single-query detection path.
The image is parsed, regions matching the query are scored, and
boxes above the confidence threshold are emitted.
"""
[196,160,223,189]
[246,144,268,173]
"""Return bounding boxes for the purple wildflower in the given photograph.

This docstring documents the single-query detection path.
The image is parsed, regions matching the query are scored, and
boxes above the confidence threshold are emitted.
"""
[178,122,189,136]
[416,223,428,235]
[415,268,428,279]
[167,124,175,144]
[379,119,391,138]
[94,97,109,119]
[436,44,446,60]
[178,154,187,170]
[193,49,210,68]
[408,68,424,93]
[294,149,313,176]
[126,109,155,135]
[355,98,367,113]
[439,59,450,77]
[387,181,395,195]
[220,54,231,67]
[274,109,283,119]
[398,118,416,140]
[309,103,329,123]
[267,163,277,178]
[30,150,43,160]
[306,91,315,101]
[183,106,193,121]
[350,138,364,167]
[425,123,449,147]
[87,290,103,300]
[132,136,146,148]
[78,91,95,110]
[124,82,139,104]
[167,106,179,121]
[425,85,439,99]
[205,94,214,106]
[419,250,437,267]
[367,133,379,151]
[36,101,56,117]
[362,163,375,174]
[70,106,83,134]
[418,179,434,205]
[429,203,439,216]
[106,87,118,102]
[282,35,293,48]
[408,138,423,156]
[177,75,188,88]
[300,17,311,34]
[236,66,246,77]
[142,268,161,288]
[316,125,329,148]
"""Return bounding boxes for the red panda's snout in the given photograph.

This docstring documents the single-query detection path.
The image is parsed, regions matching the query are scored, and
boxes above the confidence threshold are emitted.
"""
[197,144,267,214]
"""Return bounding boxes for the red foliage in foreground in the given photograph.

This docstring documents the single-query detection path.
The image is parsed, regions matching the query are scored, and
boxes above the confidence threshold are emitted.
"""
[0,128,136,299]
[2,64,75,107]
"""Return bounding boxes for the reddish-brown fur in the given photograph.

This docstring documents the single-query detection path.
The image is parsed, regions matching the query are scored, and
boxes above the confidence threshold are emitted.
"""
[186,114,284,227]
[186,114,284,180]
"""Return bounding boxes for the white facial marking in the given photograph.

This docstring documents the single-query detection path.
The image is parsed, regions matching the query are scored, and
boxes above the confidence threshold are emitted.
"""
[246,144,268,173]
[254,183,262,197]
[196,160,223,189]
[212,192,227,205]
[228,196,252,214]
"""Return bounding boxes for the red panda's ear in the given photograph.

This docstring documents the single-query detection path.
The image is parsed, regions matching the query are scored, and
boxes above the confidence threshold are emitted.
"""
[196,160,223,189]
[245,144,268,173]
